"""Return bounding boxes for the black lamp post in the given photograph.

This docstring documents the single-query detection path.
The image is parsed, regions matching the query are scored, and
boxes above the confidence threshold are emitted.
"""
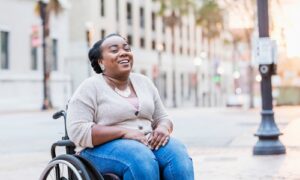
[39,0,52,110]
[253,0,285,155]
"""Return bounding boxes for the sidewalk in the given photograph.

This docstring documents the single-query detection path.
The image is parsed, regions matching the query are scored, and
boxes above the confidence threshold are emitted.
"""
[0,106,300,179]
[188,122,300,180]
[179,107,300,180]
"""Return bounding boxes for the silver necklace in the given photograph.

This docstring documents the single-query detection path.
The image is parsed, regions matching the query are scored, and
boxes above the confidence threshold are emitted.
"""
[104,74,131,97]
[114,86,131,97]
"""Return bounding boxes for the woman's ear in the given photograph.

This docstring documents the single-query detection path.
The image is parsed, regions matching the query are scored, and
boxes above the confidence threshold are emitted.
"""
[98,59,105,71]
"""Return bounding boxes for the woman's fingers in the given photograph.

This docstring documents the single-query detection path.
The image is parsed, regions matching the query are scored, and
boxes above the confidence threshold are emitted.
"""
[153,134,163,150]
[123,129,149,146]
[150,134,169,150]
[149,131,158,149]
[162,136,169,146]
[155,135,170,149]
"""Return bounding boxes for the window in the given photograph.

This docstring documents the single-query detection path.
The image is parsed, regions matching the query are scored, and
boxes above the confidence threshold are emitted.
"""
[101,29,106,39]
[162,23,166,34]
[127,35,132,45]
[127,2,132,25]
[140,38,145,48]
[151,40,156,50]
[100,0,105,16]
[181,73,184,98]
[31,47,38,70]
[140,7,145,28]
[151,12,156,31]
[0,31,9,69]
[162,42,166,52]
[171,42,175,54]
[162,72,167,99]
[116,0,119,21]
[140,69,147,75]
[52,39,58,71]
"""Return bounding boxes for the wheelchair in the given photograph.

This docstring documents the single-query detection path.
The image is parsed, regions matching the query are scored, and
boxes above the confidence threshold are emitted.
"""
[39,110,121,180]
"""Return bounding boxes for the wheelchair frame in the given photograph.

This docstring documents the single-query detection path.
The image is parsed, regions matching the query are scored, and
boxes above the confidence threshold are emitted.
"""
[39,110,120,180]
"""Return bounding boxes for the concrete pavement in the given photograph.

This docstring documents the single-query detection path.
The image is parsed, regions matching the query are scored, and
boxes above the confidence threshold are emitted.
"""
[0,106,300,179]
[169,106,300,180]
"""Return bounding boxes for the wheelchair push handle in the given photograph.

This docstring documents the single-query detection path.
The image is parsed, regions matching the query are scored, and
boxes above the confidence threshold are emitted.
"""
[53,110,66,119]
[52,110,69,140]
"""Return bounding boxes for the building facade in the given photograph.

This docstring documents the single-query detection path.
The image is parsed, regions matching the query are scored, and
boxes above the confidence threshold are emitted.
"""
[0,0,71,111]
[0,0,234,111]
[68,0,233,108]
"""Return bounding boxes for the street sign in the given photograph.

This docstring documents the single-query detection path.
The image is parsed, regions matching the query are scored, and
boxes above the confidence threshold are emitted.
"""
[255,38,273,64]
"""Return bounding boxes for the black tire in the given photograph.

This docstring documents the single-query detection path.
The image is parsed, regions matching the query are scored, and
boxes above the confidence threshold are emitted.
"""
[75,155,121,180]
[74,155,104,180]
[40,154,91,180]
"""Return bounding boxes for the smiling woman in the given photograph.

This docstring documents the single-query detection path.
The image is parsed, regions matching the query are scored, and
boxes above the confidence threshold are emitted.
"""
[66,33,194,179]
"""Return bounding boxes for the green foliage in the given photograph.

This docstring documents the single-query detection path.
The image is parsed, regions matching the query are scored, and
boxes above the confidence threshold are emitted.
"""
[158,0,194,16]
[196,0,223,40]
[156,0,195,28]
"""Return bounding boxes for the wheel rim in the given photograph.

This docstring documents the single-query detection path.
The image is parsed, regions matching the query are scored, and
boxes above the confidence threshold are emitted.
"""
[40,160,83,180]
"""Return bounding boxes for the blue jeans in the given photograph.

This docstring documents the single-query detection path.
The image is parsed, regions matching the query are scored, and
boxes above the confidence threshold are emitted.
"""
[80,138,194,180]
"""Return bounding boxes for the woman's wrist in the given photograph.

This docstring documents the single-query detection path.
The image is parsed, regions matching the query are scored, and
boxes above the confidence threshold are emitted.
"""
[157,122,172,134]
[119,127,128,138]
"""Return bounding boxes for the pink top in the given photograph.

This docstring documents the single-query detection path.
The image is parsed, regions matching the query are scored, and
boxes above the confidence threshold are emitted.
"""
[124,96,139,110]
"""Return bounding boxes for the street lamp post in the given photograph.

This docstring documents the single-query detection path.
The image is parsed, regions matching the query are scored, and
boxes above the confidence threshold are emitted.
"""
[253,0,285,155]
[39,0,52,110]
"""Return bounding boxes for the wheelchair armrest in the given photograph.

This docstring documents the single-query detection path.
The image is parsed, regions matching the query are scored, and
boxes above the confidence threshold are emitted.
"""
[51,140,76,158]
[53,140,75,147]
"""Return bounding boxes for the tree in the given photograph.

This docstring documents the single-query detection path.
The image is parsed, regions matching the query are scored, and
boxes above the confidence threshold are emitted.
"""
[196,0,223,59]
[195,0,224,106]
[156,0,194,107]
[223,0,256,108]
[35,0,64,110]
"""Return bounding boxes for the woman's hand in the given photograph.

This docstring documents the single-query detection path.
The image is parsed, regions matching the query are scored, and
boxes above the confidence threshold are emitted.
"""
[148,124,171,150]
[122,129,148,146]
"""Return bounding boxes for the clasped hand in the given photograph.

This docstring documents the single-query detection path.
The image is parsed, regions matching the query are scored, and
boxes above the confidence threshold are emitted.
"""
[122,125,170,150]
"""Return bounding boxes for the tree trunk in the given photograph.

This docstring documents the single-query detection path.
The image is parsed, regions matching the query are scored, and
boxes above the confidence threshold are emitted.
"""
[171,26,177,107]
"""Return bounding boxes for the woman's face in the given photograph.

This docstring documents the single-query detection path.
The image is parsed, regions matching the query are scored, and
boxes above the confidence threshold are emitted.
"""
[99,35,133,77]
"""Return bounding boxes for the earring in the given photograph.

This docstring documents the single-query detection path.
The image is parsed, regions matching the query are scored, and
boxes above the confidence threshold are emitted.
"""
[99,63,105,71]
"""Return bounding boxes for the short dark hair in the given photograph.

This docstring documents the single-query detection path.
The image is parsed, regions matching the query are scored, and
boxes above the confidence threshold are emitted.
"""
[88,33,123,74]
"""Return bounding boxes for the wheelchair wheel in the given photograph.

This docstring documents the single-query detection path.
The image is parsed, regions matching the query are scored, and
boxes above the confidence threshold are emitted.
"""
[74,155,104,180]
[75,155,120,180]
[40,154,91,180]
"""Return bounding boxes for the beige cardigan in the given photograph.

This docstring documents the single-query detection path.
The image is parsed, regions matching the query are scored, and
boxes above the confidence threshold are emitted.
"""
[67,73,171,152]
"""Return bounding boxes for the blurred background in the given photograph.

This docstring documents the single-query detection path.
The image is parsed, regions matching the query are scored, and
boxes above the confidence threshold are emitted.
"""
[0,0,300,112]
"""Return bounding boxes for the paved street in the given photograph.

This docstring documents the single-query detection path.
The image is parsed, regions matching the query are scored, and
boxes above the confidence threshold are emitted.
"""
[1,106,300,179]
